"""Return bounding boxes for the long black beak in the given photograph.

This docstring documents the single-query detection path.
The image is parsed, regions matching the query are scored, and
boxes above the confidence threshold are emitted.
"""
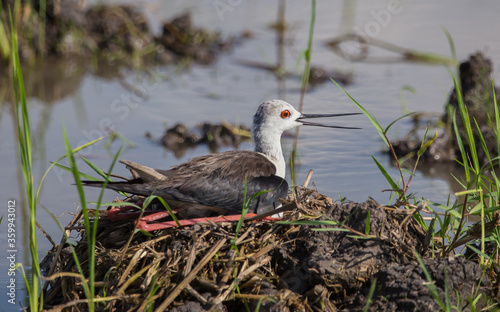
[297,113,361,129]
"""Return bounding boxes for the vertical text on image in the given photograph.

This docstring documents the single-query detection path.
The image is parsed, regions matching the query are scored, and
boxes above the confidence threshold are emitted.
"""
[7,199,17,305]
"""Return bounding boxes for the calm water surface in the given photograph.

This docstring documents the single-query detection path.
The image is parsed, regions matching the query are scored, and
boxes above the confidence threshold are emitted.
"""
[1,1,500,308]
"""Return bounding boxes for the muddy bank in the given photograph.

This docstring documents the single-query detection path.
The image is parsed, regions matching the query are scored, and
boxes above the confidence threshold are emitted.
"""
[392,52,500,166]
[1,1,233,67]
[0,2,239,107]
[40,187,497,311]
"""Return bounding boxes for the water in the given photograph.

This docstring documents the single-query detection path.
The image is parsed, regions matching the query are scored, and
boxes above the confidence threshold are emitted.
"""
[1,1,500,308]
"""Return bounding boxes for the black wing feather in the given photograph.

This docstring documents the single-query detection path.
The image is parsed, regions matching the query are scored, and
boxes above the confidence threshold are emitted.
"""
[83,150,288,214]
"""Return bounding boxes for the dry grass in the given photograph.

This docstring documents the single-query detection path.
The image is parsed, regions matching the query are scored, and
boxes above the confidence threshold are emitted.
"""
[39,186,494,311]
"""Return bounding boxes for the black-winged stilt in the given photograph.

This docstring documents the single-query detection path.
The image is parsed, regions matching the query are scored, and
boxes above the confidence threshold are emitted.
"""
[84,100,359,229]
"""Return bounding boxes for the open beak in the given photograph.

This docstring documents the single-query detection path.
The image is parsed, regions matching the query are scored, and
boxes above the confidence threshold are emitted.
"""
[297,113,361,129]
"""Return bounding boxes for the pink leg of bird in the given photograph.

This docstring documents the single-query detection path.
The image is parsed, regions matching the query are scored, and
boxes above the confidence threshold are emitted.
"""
[135,213,280,231]
[107,204,179,221]
[107,205,280,232]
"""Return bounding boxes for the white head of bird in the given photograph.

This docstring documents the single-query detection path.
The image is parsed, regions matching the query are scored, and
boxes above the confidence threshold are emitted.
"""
[82,99,359,218]
[251,99,360,178]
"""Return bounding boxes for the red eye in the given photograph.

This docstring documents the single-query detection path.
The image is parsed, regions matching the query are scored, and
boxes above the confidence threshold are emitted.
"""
[281,110,291,118]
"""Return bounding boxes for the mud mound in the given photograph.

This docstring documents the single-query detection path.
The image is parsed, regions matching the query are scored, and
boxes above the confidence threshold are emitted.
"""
[392,52,500,166]
[157,122,251,157]
[345,256,490,312]
[156,13,234,65]
[40,188,496,311]
[274,195,425,297]
[1,3,233,67]
[85,5,154,56]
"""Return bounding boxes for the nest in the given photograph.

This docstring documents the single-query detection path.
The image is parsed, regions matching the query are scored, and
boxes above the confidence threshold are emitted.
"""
[40,187,494,311]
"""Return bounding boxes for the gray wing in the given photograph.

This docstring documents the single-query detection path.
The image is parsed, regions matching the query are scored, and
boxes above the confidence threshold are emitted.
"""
[84,150,288,214]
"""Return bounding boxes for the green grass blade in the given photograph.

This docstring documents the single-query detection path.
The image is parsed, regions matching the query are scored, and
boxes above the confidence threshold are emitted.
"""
[365,210,371,235]
[399,85,416,114]
[92,201,141,208]
[311,228,352,232]
[385,112,415,134]
[473,118,492,165]
[441,27,457,63]
[331,79,388,146]
[444,269,451,311]
[36,137,103,200]
[362,278,377,312]
[237,188,274,236]
[492,77,500,172]
[452,110,470,182]
[300,0,315,91]
[50,162,102,181]
[451,70,479,174]
[81,156,113,181]
[465,244,491,261]
[0,19,11,59]
[43,206,92,303]
[277,220,342,226]
[152,196,181,227]
[234,178,250,242]
[422,200,462,218]
[471,204,500,215]
[62,124,95,311]
[371,155,399,192]
[10,9,41,310]
[418,129,438,156]
[414,251,446,310]
[90,144,124,284]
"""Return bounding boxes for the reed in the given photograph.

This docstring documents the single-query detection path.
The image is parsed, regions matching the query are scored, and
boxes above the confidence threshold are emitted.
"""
[11,9,42,311]
[10,9,107,309]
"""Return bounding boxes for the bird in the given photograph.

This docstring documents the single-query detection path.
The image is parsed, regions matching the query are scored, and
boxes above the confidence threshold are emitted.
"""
[84,100,359,218]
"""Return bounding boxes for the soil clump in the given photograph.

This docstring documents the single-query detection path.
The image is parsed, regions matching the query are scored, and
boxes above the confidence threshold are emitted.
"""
[156,122,251,157]
[392,52,500,166]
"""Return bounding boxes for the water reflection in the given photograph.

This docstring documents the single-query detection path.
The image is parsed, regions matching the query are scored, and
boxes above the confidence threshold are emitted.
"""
[0,57,87,105]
